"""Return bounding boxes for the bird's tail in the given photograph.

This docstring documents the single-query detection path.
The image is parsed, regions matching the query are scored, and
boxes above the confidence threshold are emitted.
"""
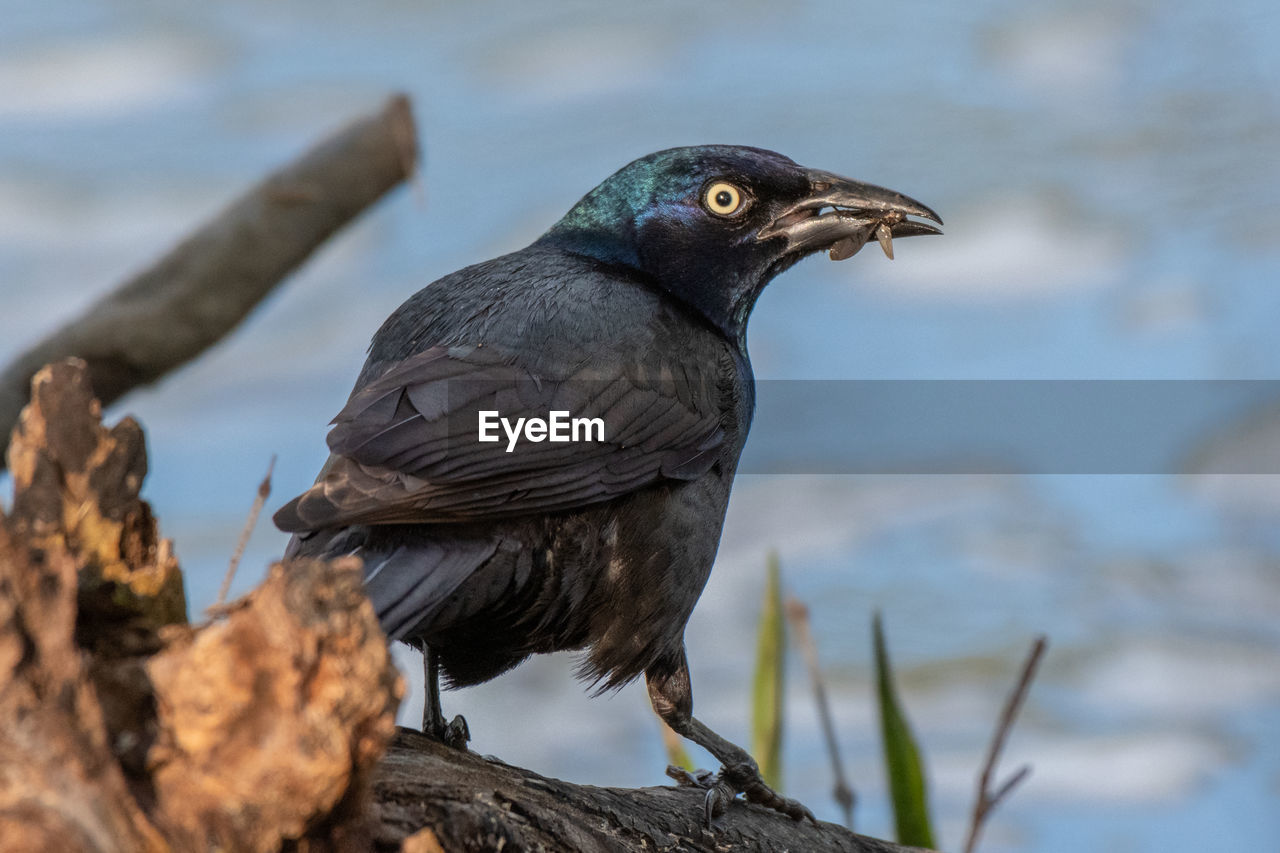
[285,526,499,641]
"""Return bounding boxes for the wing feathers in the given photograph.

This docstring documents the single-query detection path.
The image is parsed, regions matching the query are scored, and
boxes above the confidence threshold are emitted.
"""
[274,344,726,532]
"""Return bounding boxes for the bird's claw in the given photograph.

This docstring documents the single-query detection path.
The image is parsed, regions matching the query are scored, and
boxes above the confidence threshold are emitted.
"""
[667,761,815,827]
[666,765,716,788]
[425,713,470,750]
[443,714,470,749]
[702,774,739,826]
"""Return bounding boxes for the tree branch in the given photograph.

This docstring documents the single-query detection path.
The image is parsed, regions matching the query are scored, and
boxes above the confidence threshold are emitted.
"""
[0,93,419,470]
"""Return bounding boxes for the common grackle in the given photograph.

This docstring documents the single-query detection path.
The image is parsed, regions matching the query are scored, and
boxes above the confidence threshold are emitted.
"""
[275,145,940,825]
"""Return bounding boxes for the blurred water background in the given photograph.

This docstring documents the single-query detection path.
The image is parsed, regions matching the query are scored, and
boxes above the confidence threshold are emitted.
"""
[2,2,1278,850]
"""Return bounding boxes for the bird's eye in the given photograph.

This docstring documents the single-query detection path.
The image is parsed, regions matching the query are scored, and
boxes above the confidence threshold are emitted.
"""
[702,181,748,217]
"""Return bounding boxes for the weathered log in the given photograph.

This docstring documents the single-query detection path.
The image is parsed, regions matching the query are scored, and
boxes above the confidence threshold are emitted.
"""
[0,511,167,852]
[373,729,928,853]
[0,361,402,852]
[6,359,186,652]
[0,93,419,470]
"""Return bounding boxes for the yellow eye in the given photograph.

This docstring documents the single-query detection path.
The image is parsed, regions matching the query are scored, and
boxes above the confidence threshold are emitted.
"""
[703,181,747,217]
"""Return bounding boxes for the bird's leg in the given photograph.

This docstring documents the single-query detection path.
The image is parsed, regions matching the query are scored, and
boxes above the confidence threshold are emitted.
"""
[421,644,444,732]
[419,643,470,749]
[647,647,814,827]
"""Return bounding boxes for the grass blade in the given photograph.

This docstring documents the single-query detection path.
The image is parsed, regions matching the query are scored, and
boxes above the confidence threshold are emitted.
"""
[751,551,786,791]
[873,611,937,849]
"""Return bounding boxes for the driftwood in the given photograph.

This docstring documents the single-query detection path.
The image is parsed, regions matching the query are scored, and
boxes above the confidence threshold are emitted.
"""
[0,362,926,852]
[0,94,419,470]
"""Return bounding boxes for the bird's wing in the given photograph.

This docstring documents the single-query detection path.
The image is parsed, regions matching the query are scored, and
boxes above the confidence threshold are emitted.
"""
[274,344,727,531]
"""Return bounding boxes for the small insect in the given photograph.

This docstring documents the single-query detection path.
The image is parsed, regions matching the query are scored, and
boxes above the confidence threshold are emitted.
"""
[827,210,902,262]
[876,223,894,260]
[828,236,860,261]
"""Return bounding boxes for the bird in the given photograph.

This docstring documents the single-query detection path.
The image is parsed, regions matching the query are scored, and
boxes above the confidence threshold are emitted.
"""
[274,145,940,824]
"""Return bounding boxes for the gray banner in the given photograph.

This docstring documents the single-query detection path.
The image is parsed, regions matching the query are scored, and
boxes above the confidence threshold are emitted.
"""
[742,380,1280,474]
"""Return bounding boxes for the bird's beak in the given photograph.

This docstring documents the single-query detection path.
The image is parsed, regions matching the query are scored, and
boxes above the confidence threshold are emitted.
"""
[757,169,942,261]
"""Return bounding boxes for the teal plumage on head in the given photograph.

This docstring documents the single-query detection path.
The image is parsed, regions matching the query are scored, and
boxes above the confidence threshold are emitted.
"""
[539,144,939,341]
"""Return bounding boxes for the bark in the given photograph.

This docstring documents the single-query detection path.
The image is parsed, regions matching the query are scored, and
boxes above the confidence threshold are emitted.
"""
[373,729,928,853]
[1,361,402,852]
[0,93,419,470]
[1,365,927,852]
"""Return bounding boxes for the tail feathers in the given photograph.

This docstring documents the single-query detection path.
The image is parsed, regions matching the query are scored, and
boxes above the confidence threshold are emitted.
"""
[365,537,499,639]
[283,525,499,641]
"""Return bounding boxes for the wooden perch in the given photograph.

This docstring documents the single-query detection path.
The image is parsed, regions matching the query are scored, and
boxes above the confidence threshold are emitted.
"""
[0,93,419,470]
[2,368,927,852]
[1,361,402,851]
[374,729,928,853]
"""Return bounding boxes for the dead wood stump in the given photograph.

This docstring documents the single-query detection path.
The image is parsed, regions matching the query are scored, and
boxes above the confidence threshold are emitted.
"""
[0,360,402,852]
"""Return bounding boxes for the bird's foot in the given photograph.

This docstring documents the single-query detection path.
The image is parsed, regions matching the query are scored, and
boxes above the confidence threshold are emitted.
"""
[666,765,718,789]
[423,713,470,750]
[666,761,815,827]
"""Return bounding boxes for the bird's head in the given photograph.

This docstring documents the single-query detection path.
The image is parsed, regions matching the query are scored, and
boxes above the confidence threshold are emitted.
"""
[537,145,941,342]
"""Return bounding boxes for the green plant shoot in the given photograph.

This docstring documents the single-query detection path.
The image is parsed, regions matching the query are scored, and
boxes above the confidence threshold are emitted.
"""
[751,550,786,791]
[873,611,937,849]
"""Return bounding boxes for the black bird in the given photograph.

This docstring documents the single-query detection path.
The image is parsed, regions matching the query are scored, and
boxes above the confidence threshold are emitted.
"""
[275,145,940,823]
